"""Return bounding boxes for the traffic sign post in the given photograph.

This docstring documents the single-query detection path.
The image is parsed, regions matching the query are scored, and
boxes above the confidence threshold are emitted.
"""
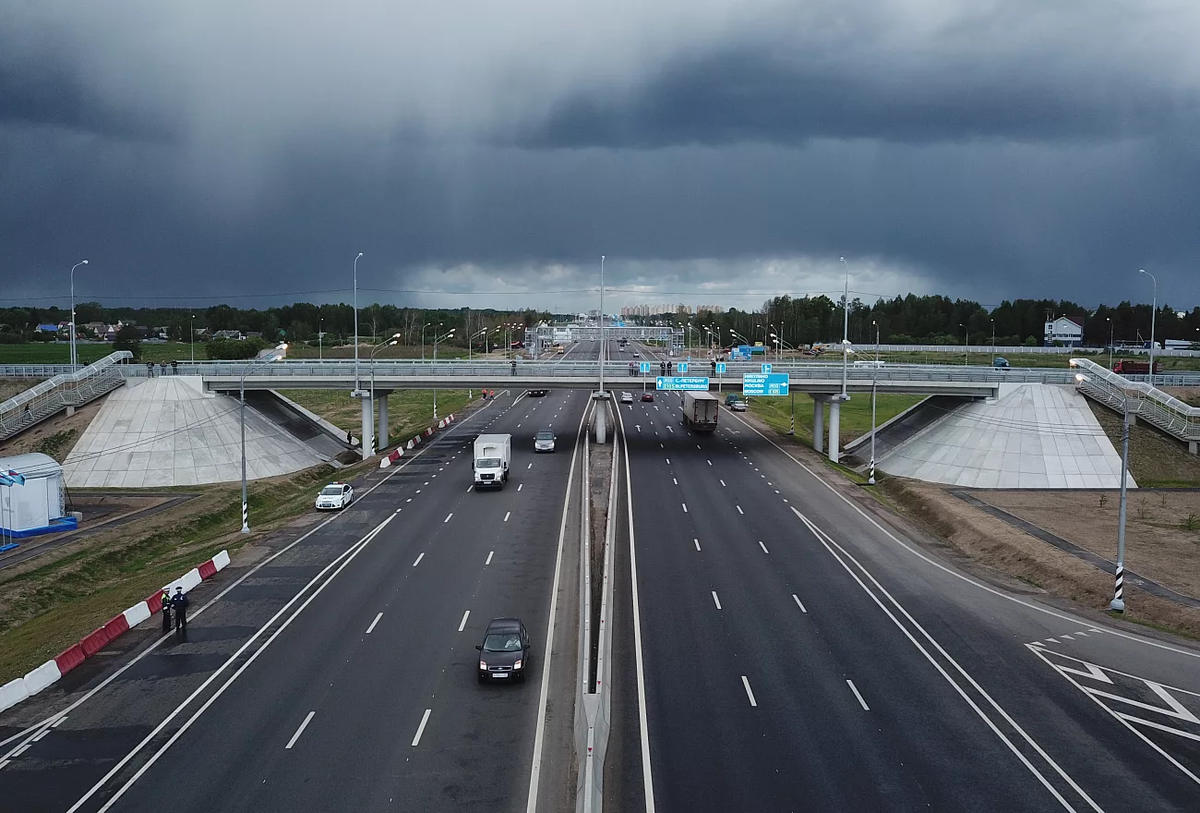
[742,372,789,396]
[714,362,727,374]
[656,376,710,391]
[639,362,652,374]
[678,362,688,373]
[761,363,772,374]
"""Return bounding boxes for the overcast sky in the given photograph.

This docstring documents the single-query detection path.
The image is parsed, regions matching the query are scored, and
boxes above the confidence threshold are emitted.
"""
[2,1,1197,314]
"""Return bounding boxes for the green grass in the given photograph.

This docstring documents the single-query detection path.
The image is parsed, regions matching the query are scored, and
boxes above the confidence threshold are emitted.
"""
[742,392,925,448]
[0,342,472,365]
[861,349,1200,371]
[0,463,343,682]
[279,388,474,447]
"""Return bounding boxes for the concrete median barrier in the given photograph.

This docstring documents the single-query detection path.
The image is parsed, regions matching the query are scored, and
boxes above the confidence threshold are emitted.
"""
[54,644,86,676]
[80,626,112,658]
[122,601,152,628]
[22,660,62,696]
[0,678,30,713]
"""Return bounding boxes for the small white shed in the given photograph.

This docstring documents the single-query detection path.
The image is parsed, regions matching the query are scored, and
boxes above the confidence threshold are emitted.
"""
[0,453,75,538]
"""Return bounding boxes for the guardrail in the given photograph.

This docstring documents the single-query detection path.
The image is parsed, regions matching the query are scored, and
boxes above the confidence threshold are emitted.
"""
[0,352,132,441]
[1070,358,1200,447]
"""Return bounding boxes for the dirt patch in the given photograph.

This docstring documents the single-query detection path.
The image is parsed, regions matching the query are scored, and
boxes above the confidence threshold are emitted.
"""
[0,394,106,460]
[1086,400,1200,487]
[1164,387,1200,408]
[976,489,1200,601]
[880,479,1200,639]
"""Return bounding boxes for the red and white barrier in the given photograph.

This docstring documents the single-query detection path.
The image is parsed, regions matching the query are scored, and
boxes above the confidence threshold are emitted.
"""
[379,448,403,469]
[0,549,232,714]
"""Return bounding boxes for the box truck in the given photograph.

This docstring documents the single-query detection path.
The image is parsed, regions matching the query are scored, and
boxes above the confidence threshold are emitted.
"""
[682,391,720,432]
[473,434,511,489]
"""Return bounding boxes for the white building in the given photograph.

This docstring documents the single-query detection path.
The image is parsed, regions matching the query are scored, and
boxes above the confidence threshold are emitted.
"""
[1044,317,1083,347]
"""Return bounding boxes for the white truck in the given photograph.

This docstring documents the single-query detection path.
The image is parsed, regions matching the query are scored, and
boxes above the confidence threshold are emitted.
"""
[473,434,511,489]
[682,391,720,432]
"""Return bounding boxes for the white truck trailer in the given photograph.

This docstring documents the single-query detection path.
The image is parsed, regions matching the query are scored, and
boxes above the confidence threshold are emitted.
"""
[473,434,512,489]
[682,391,720,432]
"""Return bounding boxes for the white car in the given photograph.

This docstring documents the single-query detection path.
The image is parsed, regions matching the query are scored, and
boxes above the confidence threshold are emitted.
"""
[620,392,634,404]
[315,482,353,510]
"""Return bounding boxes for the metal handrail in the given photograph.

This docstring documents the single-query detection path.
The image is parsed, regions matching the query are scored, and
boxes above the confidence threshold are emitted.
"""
[1070,357,1200,442]
[0,351,132,439]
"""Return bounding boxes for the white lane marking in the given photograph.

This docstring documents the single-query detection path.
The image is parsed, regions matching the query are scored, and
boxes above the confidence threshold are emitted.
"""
[0,759,8,770]
[791,507,1102,813]
[672,478,678,485]
[711,591,722,610]
[665,458,670,464]
[682,503,688,513]
[444,512,453,523]
[366,613,383,634]
[528,462,533,469]
[518,483,524,491]
[411,709,432,747]
[527,390,592,813]
[413,553,425,567]
[10,744,30,756]
[467,486,473,492]
[31,729,50,742]
[758,541,769,554]
[64,513,398,813]
[694,539,701,551]
[486,550,494,565]
[518,423,522,428]
[667,426,673,432]
[285,712,316,750]
[742,676,758,707]
[407,498,413,502]
[458,610,471,632]
[736,505,744,515]
[416,489,422,494]
[847,680,870,711]
[720,479,726,487]
[696,444,701,449]
[792,594,807,613]
[614,394,658,813]
[504,511,511,522]
[707,460,712,466]
[52,717,67,728]
[424,481,430,486]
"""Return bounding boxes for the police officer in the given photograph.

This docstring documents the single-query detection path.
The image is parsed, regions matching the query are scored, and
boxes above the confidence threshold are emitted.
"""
[170,586,190,631]
[171,359,179,375]
[511,359,517,376]
[160,587,172,632]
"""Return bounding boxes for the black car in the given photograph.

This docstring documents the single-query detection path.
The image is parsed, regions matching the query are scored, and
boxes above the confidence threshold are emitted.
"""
[476,617,531,682]
[528,389,549,397]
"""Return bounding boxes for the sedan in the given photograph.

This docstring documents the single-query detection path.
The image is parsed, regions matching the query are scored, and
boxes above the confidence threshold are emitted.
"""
[620,392,634,404]
[476,617,532,682]
[315,482,353,510]
[528,389,549,397]
[534,430,556,453]
[641,392,654,402]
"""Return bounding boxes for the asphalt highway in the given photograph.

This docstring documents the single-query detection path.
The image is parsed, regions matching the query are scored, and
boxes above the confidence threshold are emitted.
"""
[0,375,595,812]
[605,341,1200,812]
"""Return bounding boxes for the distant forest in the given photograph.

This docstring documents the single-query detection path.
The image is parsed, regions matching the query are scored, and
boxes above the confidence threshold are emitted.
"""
[1,295,1197,348]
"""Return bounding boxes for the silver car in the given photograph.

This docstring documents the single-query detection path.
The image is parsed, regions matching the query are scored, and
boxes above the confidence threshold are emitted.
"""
[534,430,555,453]
[620,392,634,404]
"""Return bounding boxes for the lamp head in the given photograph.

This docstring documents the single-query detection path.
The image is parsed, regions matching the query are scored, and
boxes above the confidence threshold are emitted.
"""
[357,252,364,259]
[81,259,89,265]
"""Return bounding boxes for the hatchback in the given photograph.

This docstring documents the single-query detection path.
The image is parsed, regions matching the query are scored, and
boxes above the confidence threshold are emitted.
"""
[476,618,531,682]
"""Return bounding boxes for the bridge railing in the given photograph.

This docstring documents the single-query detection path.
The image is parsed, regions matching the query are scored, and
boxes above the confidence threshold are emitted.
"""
[1070,357,1200,442]
[0,351,132,441]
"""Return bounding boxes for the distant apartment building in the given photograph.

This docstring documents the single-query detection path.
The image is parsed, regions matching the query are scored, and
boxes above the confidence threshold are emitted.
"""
[620,303,725,317]
[1044,317,1083,347]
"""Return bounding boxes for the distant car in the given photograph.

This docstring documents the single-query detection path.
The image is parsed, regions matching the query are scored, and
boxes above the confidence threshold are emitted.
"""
[534,430,556,453]
[315,482,353,510]
[528,389,548,397]
[641,392,654,402]
[632,352,640,357]
[476,617,531,682]
[993,357,1010,369]
[621,392,634,404]
[725,394,747,411]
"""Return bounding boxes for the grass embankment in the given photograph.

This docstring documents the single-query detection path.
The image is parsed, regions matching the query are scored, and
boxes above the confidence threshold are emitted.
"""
[279,389,474,447]
[1088,402,1200,487]
[772,349,1200,371]
[741,392,925,449]
[0,464,342,683]
[0,342,472,365]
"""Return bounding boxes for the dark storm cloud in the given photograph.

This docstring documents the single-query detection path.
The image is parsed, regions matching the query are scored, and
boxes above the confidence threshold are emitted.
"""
[0,1,1197,312]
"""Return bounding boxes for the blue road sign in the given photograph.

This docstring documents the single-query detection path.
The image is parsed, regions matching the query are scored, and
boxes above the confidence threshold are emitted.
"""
[715,362,727,374]
[677,362,688,373]
[656,376,710,391]
[742,372,790,396]
[639,361,652,373]
[761,363,772,374]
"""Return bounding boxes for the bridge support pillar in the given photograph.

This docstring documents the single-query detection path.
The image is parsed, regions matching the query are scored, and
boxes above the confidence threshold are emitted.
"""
[356,390,374,458]
[1127,413,1138,426]
[592,392,610,444]
[66,405,76,417]
[812,396,824,452]
[1189,440,1198,456]
[377,392,391,450]
[828,399,841,463]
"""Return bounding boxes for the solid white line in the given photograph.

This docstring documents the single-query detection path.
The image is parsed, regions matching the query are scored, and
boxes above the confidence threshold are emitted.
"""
[411,708,432,747]
[52,717,67,727]
[444,512,453,523]
[69,513,397,813]
[412,552,425,567]
[736,505,744,515]
[10,744,30,757]
[847,680,870,710]
[285,711,316,749]
[741,676,758,707]
[518,483,524,491]
[0,759,8,770]
[458,610,471,632]
[694,539,701,551]
[466,486,473,492]
[792,594,807,613]
[614,396,657,812]
[504,511,511,522]
[32,729,49,742]
[711,591,722,610]
[366,612,383,634]
[681,503,688,513]
[759,541,769,554]
[486,550,494,565]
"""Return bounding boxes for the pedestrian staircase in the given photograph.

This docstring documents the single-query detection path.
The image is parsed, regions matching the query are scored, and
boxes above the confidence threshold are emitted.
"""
[0,352,132,442]
[1070,357,1200,450]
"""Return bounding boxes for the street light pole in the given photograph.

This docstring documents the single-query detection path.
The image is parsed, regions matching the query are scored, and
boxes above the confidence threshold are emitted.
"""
[432,328,455,420]
[870,320,880,485]
[838,257,850,401]
[1140,269,1157,386]
[318,318,324,362]
[190,314,196,363]
[1107,317,1114,371]
[70,259,88,370]
[241,344,288,533]
[599,255,606,395]
[353,252,363,392]
[1111,401,1131,613]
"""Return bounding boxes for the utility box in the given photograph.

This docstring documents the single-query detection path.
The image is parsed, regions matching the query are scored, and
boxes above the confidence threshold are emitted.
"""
[0,453,78,538]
